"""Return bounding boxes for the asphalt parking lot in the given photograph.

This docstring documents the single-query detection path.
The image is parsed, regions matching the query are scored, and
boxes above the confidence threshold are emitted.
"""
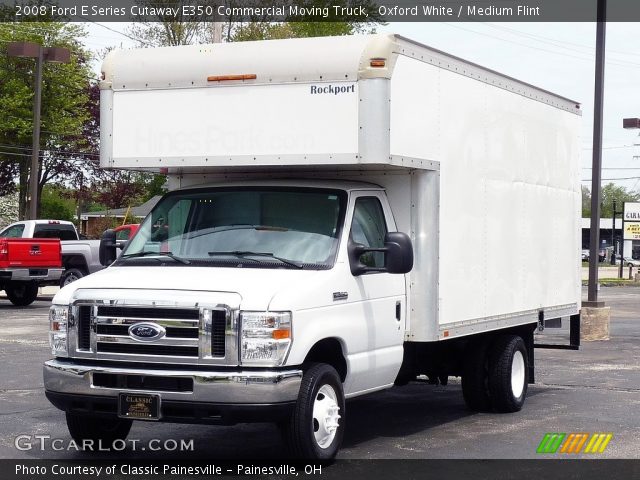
[0,287,638,460]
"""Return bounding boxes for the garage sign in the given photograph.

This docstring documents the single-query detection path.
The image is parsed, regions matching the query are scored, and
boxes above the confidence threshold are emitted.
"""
[623,202,640,221]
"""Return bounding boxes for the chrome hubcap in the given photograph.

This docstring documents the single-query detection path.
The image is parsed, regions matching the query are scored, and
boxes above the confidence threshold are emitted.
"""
[312,384,341,449]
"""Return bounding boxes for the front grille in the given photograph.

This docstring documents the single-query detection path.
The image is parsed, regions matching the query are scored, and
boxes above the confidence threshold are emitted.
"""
[73,302,231,363]
[93,373,193,392]
[77,306,91,350]
[97,306,199,320]
[211,311,226,357]
[96,324,198,339]
[97,342,198,357]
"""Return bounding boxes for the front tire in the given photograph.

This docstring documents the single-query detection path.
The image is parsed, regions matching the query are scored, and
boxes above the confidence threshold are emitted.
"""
[6,282,38,306]
[488,335,528,413]
[66,413,132,447]
[282,363,345,460]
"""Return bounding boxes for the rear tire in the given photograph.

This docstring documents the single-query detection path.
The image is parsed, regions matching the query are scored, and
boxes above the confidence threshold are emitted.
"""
[461,341,491,411]
[488,335,528,413]
[282,363,345,460]
[60,268,85,287]
[6,282,38,306]
[66,413,132,447]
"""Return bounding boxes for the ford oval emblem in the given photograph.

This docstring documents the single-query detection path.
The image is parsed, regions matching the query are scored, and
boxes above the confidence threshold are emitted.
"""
[128,323,165,342]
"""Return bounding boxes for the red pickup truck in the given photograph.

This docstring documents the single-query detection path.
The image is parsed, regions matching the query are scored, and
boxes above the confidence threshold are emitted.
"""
[0,237,63,306]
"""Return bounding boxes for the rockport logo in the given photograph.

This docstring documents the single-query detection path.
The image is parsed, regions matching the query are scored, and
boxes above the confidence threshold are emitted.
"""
[128,323,165,342]
[310,84,355,95]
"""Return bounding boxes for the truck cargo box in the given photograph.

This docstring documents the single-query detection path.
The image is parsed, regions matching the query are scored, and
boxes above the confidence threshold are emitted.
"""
[99,33,581,341]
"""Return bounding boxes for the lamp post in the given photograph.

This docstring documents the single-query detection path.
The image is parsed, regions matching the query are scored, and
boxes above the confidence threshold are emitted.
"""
[7,42,70,220]
[611,199,622,265]
[585,0,607,307]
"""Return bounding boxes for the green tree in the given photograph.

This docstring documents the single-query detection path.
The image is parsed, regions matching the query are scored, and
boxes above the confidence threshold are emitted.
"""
[127,0,382,45]
[39,185,75,221]
[582,185,591,218]
[582,183,640,218]
[0,19,93,218]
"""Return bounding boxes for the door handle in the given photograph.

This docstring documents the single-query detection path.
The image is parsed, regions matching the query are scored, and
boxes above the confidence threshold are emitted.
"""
[395,301,401,321]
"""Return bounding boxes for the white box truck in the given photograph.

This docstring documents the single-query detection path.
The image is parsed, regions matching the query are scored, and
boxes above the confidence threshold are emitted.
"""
[44,34,582,459]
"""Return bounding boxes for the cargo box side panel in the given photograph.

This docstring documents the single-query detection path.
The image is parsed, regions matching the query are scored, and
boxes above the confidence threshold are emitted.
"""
[390,54,581,340]
[108,82,359,168]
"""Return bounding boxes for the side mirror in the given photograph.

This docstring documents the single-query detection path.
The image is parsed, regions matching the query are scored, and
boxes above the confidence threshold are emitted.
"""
[348,232,413,276]
[99,229,117,266]
[384,232,414,274]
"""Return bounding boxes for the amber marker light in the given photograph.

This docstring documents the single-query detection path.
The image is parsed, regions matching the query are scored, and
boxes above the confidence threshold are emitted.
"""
[207,74,257,82]
[370,59,386,68]
[272,329,291,340]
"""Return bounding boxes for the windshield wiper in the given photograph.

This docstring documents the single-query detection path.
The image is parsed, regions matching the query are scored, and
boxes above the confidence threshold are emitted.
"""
[120,251,191,265]
[207,251,303,269]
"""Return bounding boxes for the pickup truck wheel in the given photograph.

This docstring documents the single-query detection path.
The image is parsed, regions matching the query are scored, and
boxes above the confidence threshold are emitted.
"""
[488,335,528,413]
[282,363,345,459]
[461,341,491,411]
[60,268,84,287]
[66,413,132,446]
[5,282,38,306]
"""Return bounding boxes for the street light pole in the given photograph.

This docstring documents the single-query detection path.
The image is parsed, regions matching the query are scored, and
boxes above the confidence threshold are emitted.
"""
[7,42,70,220]
[586,0,607,307]
[28,47,44,220]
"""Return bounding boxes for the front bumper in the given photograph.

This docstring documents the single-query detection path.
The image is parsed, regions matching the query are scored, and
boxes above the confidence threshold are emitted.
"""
[44,359,302,424]
[0,267,63,282]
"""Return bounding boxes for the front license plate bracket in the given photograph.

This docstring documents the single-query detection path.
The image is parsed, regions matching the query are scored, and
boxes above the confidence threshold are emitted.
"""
[118,393,160,421]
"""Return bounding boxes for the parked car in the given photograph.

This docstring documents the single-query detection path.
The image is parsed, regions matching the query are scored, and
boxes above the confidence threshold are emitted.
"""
[580,248,605,262]
[0,220,103,287]
[624,257,640,267]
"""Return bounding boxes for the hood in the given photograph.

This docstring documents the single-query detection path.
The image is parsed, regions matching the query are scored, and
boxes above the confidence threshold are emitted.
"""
[53,265,329,310]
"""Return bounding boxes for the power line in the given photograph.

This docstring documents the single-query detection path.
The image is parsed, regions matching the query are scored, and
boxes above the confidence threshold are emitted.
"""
[482,22,640,59]
[582,177,640,181]
[582,145,637,150]
[442,23,640,69]
[89,21,154,47]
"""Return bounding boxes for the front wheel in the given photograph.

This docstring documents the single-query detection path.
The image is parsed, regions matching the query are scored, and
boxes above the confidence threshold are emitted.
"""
[5,282,38,306]
[66,413,132,448]
[282,363,345,460]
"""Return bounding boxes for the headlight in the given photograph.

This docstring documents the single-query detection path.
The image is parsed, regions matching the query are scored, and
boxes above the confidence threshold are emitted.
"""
[49,305,69,357]
[240,311,292,366]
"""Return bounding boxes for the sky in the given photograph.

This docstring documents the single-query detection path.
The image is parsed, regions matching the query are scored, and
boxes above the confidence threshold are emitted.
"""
[83,21,640,192]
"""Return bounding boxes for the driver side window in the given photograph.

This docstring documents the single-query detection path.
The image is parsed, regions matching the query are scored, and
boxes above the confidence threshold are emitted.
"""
[350,197,388,268]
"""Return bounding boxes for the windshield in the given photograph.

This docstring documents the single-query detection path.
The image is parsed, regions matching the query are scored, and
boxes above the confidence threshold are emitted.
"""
[119,187,347,270]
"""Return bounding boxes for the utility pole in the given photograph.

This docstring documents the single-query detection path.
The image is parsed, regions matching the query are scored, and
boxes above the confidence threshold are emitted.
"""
[7,42,70,220]
[585,0,607,307]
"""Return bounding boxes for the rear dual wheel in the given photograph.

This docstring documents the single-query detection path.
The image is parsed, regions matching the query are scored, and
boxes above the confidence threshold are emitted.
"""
[462,334,528,413]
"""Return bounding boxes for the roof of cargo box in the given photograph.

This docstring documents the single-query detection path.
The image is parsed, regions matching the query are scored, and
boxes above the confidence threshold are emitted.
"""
[100,33,580,113]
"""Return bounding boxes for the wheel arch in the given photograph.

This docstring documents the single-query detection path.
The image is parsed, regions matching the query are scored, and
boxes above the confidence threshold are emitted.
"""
[301,338,348,383]
[62,254,89,274]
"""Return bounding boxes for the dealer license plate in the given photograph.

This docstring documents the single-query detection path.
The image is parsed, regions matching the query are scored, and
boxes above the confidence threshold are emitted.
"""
[118,393,160,420]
